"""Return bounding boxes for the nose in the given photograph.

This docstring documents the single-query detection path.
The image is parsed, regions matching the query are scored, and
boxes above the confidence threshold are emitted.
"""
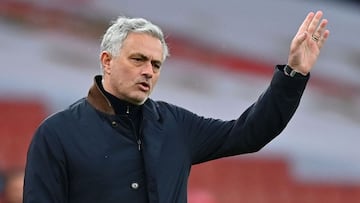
[141,61,154,78]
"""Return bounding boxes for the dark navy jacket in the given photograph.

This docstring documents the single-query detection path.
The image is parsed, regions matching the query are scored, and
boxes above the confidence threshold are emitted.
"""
[24,66,309,203]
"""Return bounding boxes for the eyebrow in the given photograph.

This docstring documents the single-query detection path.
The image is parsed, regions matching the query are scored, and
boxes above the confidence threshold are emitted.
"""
[133,53,162,66]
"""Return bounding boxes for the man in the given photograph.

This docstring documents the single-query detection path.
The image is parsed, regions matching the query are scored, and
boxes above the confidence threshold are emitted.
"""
[23,11,329,202]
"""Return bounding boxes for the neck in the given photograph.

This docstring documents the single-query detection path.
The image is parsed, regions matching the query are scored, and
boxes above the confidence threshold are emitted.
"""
[99,81,142,116]
[104,90,142,116]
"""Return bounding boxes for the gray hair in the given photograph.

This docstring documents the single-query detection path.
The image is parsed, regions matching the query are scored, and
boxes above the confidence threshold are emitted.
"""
[100,16,169,61]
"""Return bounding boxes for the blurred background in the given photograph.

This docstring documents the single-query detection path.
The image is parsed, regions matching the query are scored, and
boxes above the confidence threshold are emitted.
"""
[0,0,359,202]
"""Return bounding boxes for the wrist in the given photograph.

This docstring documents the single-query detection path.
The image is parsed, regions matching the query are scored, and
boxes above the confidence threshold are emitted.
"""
[284,65,308,77]
[284,65,298,77]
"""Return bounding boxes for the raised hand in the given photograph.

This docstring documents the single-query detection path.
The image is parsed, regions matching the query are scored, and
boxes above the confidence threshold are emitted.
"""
[287,11,330,75]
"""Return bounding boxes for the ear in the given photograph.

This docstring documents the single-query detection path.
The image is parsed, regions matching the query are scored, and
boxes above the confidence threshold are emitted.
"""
[100,51,112,74]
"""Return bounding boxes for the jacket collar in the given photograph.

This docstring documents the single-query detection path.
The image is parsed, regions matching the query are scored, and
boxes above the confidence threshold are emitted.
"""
[86,75,161,121]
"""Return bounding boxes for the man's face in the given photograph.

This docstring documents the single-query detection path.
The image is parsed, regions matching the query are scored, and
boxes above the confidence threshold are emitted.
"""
[101,32,164,105]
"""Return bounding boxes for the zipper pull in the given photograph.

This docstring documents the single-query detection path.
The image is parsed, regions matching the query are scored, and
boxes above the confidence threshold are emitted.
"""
[126,106,130,114]
[137,139,142,151]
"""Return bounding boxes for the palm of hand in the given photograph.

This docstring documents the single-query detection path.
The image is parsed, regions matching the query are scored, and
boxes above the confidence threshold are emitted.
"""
[288,11,330,75]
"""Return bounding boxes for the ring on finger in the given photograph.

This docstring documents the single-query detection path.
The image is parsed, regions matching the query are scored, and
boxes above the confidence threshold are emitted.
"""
[311,34,320,42]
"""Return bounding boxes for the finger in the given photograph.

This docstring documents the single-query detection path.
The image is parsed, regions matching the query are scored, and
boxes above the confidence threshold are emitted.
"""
[297,12,315,34]
[313,19,328,39]
[308,10,323,34]
[318,30,330,49]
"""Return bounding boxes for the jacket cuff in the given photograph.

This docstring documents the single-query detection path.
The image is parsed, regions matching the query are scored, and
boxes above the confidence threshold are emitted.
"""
[270,64,310,95]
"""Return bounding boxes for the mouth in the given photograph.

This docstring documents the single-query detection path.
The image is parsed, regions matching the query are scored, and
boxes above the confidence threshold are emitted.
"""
[137,82,150,92]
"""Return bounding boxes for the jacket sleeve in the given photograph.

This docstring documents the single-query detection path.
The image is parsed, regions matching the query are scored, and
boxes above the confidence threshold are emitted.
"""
[23,120,68,203]
[187,65,310,164]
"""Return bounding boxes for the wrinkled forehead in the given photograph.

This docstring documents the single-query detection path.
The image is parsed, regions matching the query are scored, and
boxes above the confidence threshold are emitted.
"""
[122,32,164,62]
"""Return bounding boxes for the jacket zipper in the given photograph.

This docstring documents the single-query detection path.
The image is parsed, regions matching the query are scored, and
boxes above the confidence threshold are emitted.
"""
[126,105,142,151]
[137,139,142,151]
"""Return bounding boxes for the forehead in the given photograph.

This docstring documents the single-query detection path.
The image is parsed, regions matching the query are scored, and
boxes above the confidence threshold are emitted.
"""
[121,32,163,61]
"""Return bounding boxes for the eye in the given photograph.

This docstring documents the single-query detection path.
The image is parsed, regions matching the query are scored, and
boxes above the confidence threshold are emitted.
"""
[152,62,161,71]
[153,64,160,69]
[132,57,143,62]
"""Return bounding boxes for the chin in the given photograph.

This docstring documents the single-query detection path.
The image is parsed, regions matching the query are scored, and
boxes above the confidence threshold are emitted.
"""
[131,97,147,105]
[129,92,150,105]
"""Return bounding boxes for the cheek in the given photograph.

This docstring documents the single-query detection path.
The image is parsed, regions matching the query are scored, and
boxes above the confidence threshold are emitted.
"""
[109,73,126,91]
[111,68,132,83]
